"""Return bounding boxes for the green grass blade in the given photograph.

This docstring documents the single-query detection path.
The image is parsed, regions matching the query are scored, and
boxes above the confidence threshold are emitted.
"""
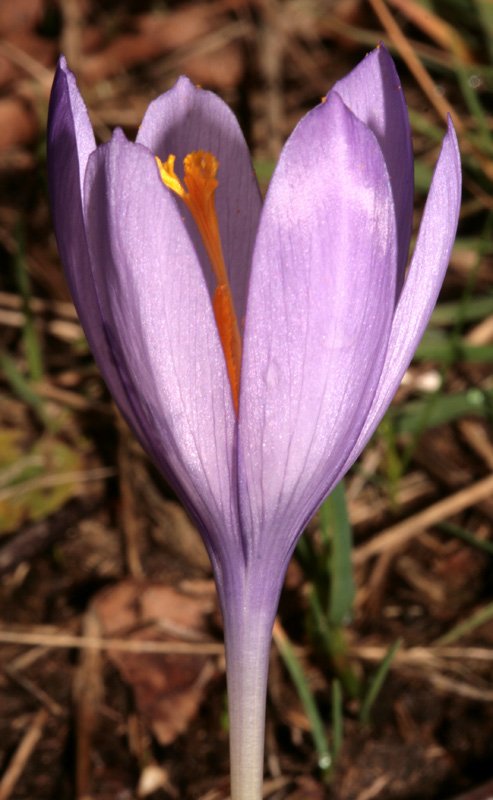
[429,294,493,326]
[321,481,355,626]
[273,623,332,777]
[359,639,402,725]
[308,588,361,698]
[331,679,343,760]
[435,602,493,646]
[0,351,48,427]
[473,0,493,63]
[415,336,493,364]
[393,388,492,435]
[454,60,493,155]
[439,522,493,556]
[13,223,44,381]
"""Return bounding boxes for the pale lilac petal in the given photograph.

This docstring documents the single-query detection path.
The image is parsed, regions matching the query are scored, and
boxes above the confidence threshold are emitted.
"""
[48,56,95,198]
[83,131,240,561]
[47,59,149,444]
[341,118,461,470]
[333,45,413,294]
[137,76,262,326]
[238,93,398,564]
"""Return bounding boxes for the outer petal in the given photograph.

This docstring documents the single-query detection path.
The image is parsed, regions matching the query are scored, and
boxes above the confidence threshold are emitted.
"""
[341,119,461,471]
[238,93,397,566]
[48,56,95,199]
[333,45,413,294]
[47,59,149,443]
[83,132,240,563]
[136,76,262,326]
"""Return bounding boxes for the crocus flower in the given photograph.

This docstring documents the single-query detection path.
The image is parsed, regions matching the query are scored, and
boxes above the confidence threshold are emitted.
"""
[47,45,460,800]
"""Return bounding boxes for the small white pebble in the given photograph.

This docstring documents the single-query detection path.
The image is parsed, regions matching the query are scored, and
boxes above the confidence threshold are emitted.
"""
[402,369,441,393]
[137,765,169,797]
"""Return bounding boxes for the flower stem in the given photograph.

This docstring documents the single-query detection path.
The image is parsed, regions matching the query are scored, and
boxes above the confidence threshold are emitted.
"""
[223,599,275,800]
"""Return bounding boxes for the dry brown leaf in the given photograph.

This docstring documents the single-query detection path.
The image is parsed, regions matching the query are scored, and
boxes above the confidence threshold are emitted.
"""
[149,498,211,573]
[286,776,325,799]
[337,737,450,800]
[0,0,44,36]
[181,46,244,90]
[135,7,219,49]
[0,97,37,151]
[93,581,219,745]
[0,33,55,90]
[79,7,219,85]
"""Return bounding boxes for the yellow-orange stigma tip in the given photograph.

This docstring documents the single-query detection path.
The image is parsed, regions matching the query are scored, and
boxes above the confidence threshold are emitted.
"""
[156,148,242,415]
[184,151,219,180]
[156,154,185,198]
[183,151,219,198]
[156,151,219,204]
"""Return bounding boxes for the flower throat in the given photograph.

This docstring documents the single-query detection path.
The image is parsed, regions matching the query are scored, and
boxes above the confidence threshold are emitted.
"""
[156,151,241,414]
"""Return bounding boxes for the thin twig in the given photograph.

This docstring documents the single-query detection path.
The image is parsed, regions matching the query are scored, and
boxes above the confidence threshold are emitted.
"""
[0,628,224,655]
[0,468,115,504]
[0,709,49,800]
[353,644,493,663]
[367,0,461,131]
[353,474,493,565]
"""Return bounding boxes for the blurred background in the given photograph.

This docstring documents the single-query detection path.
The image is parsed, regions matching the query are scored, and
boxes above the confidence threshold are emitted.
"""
[0,1,493,798]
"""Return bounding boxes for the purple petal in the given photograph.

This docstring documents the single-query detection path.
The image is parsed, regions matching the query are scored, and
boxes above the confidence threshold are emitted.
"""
[341,118,461,471]
[238,93,398,565]
[48,56,95,198]
[333,45,413,295]
[137,76,262,327]
[47,59,149,444]
[83,131,240,561]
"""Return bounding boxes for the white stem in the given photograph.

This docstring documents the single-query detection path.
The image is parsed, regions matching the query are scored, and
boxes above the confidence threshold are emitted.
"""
[223,601,275,800]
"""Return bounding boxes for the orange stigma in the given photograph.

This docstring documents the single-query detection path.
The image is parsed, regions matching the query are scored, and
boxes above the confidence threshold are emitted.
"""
[156,150,241,414]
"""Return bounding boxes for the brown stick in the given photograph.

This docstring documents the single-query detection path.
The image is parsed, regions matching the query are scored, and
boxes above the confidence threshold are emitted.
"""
[353,474,493,565]
[0,709,49,800]
[0,628,224,655]
[368,0,461,131]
